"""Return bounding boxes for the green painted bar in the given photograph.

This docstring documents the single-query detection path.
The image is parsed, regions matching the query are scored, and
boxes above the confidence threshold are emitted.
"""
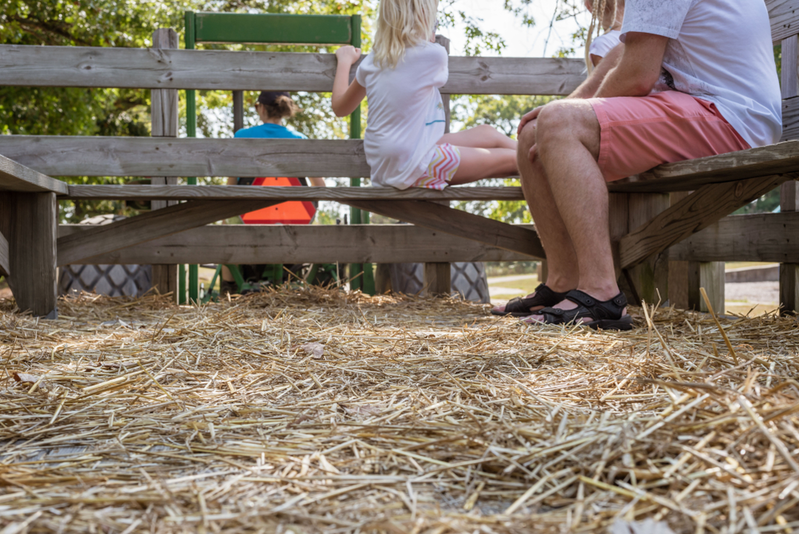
[194,13,352,45]
[185,11,198,304]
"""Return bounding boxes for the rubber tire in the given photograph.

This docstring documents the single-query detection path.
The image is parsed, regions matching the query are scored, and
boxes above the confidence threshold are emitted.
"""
[58,215,153,298]
[388,262,490,303]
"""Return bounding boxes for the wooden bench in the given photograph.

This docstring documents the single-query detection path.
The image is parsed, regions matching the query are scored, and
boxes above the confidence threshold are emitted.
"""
[0,1,797,318]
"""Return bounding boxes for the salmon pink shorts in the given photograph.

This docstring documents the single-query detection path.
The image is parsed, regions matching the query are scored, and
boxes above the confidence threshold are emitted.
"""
[589,91,750,182]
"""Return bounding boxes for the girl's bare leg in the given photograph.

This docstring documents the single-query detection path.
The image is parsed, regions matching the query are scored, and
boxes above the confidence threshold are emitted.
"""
[448,146,518,185]
[439,124,517,150]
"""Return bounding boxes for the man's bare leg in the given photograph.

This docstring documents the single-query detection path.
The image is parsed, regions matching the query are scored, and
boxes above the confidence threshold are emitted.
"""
[528,99,622,316]
[491,120,580,314]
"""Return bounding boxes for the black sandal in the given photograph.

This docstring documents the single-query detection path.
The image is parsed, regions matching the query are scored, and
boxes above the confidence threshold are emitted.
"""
[533,290,633,331]
[491,284,571,317]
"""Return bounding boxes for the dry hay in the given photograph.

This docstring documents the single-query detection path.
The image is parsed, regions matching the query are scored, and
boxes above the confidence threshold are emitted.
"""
[0,287,798,534]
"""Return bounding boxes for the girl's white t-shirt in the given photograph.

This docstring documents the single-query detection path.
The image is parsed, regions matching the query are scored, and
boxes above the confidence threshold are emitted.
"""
[356,42,449,189]
[621,0,782,148]
[589,29,622,59]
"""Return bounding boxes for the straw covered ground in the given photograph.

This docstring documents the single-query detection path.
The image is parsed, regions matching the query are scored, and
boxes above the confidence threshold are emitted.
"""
[0,287,798,533]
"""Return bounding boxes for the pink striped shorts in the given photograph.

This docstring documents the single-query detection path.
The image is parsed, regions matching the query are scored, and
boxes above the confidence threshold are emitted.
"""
[412,143,461,190]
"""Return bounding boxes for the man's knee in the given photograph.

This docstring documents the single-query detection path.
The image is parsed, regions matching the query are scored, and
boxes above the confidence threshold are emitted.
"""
[537,100,600,154]
[518,121,537,151]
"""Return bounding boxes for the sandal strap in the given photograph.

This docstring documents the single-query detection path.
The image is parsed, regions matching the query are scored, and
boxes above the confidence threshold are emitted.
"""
[503,284,569,314]
[538,291,628,325]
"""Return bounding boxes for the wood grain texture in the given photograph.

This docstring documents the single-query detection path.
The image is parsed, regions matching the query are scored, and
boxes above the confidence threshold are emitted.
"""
[779,179,799,314]
[0,192,58,317]
[344,200,545,260]
[620,174,793,269]
[58,199,280,266]
[65,184,525,202]
[0,45,585,96]
[781,97,799,141]
[626,193,670,306]
[670,212,799,262]
[0,137,370,178]
[0,154,69,194]
[768,0,799,42]
[0,229,9,277]
[783,35,799,99]
[150,29,180,298]
[609,141,799,193]
[56,224,535,264]
[424,263,451,296]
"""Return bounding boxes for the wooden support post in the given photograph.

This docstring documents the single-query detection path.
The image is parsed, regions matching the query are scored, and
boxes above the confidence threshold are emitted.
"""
[424,262,451,297]
[626,193,670,305]
[608,192,633,301]
[422,34,453,297]
[151,28,180,300]
[780,180,799,315]
[667,192,725,311]
[233,90,244,133]
[0,192,58,318]
[0,229,9,277]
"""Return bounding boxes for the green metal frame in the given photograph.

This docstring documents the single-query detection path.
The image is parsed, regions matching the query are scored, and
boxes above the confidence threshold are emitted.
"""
[183,11,374,303]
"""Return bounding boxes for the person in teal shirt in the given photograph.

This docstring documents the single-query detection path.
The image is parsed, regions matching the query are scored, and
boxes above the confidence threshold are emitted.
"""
[221,91,325,294]
[228,91,325,187]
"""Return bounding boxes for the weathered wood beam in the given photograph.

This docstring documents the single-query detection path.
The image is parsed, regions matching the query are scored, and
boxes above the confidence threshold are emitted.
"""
[0,192,58,318]
[0,229,9,277]
[424,263,451,297]
[57,224,535,265]
[0,154,68,195]
[65,184,525,202]
[0,137,370,178]
[0,45,584,96]
[780,180,799,315]
[609,141,799,193]
[620,173,793,269]
[767,0,799,42]
[57,199,280,266]
[344,200,545,260]
[670,212,799,263]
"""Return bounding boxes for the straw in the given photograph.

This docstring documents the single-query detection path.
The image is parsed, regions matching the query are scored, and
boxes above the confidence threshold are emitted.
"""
[0,286,796,533]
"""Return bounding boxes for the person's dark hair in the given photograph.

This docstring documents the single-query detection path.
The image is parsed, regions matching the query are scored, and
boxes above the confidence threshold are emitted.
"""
[257,91,301,120]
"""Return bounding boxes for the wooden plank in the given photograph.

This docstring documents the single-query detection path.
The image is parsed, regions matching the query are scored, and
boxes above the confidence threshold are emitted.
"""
[0,192,58,318]
[783,35,799,99]
[626,193,670,305]
[57,224,534,265]
[150,28,180,299]
[699,262,726,314]
[65,184,526,201]
[344,200,546,260]
[781,97,799,141]
[780,180,799,314]
[768,0,799,42]
[424,263,451,296]
[670,212,799,263]
[58,199,281,266]
[0,137,369,178]
[0,229,9,277]
[0,154,69,195]
[620,173,793,269]
[608,140,799,193]
[0,45,585,96]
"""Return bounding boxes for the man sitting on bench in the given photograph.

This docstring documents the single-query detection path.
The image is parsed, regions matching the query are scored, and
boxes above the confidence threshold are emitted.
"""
[492,0,782,330]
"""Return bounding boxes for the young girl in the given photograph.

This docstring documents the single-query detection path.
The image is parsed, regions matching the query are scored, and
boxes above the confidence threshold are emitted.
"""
[331,0,518,190]
[585,0,624,70]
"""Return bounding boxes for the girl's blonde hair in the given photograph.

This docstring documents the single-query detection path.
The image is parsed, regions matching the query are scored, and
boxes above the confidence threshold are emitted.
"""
[372,0,438,69]
[585,0,623,72]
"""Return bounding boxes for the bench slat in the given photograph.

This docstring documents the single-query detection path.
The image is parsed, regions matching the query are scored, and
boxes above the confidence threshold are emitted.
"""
[609,140,799,193]
[57,224,533,265]
[65,185,525,202]
[671,211,799,263]
[0,154,68,195]
[0,45,584,96]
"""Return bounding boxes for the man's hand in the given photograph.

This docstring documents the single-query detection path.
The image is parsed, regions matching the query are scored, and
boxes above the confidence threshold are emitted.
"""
[335,45,362,66]
[517,107,543,137]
